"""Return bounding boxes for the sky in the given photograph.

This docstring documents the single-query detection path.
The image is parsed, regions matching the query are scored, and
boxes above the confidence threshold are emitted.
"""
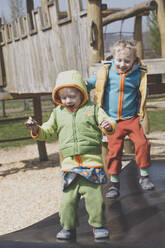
[0,0,41,21]
[0,0,149,33]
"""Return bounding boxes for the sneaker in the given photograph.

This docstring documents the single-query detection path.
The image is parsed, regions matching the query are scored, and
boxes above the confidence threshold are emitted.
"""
[93,227,109,240]
[139,177,154,190]
[56,228,76,240]
[106,182,120,199]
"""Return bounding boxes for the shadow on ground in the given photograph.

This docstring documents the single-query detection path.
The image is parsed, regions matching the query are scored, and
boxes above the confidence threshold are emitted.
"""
[0,153,60,177]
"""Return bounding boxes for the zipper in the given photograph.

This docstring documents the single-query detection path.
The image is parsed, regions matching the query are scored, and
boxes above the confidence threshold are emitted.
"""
[117,73,125,120]
[72,112,78,154]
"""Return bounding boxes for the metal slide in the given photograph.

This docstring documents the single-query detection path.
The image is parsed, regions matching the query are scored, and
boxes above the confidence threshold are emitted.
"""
[0,160,165,248]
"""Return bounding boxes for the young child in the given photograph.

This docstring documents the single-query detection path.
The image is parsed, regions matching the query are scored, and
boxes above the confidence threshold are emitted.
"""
[25,70,116,241]
[86,40,154,199]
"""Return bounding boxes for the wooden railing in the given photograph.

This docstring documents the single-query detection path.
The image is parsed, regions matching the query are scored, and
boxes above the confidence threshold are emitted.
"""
[0,0,88,95]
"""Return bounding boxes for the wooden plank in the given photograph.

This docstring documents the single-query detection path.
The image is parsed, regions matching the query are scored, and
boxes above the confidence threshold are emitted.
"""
[0,137,31,143]
[147,101,165,108]
[0,91,51,100]
[89,59,165,76]
[148,93,165,99]
[156,0,165,57]
[102,0,157,26]
[148,83,165,94]
[0,92,13,100]
[143,58,165,74]
[0,116,32,123]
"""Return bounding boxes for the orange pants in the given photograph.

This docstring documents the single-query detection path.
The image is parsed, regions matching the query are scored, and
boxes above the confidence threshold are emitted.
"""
[107,116,151,175]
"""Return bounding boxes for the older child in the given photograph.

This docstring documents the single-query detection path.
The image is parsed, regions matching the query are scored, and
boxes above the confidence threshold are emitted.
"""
[25,70,116,241]
[86,40,154,199]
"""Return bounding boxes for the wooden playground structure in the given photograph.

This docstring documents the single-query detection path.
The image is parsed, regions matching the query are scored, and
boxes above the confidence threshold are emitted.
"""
[0,0,165,160]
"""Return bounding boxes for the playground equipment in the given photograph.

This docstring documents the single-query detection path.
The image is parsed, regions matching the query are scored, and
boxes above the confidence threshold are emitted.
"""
[0,2,165,246]
[1,160,165,248]
[0,0,165,159]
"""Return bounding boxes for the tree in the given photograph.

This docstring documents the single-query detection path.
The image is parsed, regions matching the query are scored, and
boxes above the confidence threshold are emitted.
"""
[9,0,25,21]
[26,0,34,14]
[147,10,161,56]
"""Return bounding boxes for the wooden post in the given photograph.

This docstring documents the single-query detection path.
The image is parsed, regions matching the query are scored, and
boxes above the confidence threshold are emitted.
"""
[134,15,144,59]
[2,100,6,117]
[0,18,5,87]
[87,0,104,66]
[0,41,3,86]
[141,109,150,134]
[0,18,3,87]
[124,137,135,154]
[156,0,165,57]
[102,142,110,178]
[134,15,150,135]
[33,96,48,161]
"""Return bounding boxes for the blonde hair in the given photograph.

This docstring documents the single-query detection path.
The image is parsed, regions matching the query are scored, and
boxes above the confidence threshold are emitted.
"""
[111,40,137,58]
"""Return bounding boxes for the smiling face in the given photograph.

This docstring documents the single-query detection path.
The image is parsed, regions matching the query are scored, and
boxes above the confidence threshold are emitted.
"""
[58,87,83,112]
[114,49,136,74]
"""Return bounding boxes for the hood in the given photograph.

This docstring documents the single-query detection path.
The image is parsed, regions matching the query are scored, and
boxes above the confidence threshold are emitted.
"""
[52,70,88,106]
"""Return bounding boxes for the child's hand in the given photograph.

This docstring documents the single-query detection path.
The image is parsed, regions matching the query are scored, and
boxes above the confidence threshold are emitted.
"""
[25,117,38,135]
[100,120,112,131]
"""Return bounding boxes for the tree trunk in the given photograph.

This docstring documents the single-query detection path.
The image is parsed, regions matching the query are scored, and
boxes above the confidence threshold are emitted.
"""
[87,0,104,66]
[26,0,34,13]
[26,0,34,29]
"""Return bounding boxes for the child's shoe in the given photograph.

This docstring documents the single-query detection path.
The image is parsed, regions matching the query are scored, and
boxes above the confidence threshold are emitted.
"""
[56,228,76,240]
[139,176,154,190]
[93,227,109,240]
[106,182,120,199]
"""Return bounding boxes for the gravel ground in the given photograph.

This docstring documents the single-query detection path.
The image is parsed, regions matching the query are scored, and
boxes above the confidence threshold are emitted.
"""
[0,142,62,236]
[0,133,165,236]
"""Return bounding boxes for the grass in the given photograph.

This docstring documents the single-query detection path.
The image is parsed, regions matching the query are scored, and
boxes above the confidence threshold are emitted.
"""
[0,98,165,149]
[147,109,165,132]
[0,98,54,149]
[0,111,54,148]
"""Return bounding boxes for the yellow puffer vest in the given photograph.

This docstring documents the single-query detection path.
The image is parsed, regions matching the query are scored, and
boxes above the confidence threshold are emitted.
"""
[95,58,148,118]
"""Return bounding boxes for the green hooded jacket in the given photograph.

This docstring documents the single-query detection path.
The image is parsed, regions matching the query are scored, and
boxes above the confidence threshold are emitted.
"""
[32,70,116,169]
